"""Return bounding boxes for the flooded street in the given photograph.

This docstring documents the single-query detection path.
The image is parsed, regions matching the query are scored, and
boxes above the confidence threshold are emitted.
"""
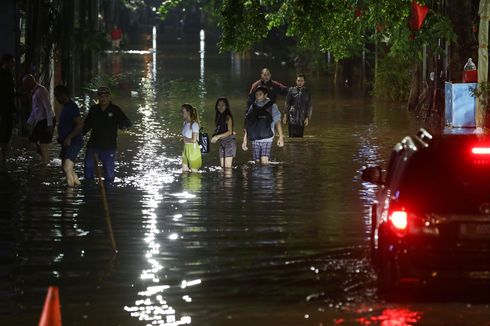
[1,31,490,325]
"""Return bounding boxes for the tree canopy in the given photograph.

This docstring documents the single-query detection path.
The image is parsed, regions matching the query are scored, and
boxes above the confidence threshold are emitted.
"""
[158,0,455,62]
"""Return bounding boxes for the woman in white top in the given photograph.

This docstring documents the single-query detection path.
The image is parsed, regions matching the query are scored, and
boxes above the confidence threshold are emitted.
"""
[181,103,202,172]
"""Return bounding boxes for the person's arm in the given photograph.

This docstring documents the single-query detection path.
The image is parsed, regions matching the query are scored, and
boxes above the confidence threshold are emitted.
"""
[82,108,93,135]
[191,122,199,143]
[273,80,289,95]
[242,129,248,151]
[272,105,284,147]
[116,106,132,129]
[211,117,233,143]
[304,90,312,127]
[63,116,84,146]
[242,106,252,151]
[283,89,292,124]
[41,88,54,128]
[276,119,284,147]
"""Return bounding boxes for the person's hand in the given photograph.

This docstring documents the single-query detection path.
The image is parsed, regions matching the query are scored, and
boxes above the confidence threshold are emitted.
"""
[304,118,309,127]
[211,136,219,143]
[282,114,287,125]
[63,137,72,147]
[242,141,248,151]
[277,136,284,147]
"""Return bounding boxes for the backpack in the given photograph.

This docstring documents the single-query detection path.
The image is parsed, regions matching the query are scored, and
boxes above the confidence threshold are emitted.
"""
[245,101,274,141]
[198,128,210,153]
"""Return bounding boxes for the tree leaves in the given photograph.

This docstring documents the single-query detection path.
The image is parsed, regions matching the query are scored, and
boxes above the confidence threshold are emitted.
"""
[157,0,456,63]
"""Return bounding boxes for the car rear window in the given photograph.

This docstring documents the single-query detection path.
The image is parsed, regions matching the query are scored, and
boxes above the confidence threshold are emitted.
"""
[397,139,490,214]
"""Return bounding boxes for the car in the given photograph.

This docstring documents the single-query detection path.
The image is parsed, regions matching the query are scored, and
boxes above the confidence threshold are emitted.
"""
[362,128,490,295]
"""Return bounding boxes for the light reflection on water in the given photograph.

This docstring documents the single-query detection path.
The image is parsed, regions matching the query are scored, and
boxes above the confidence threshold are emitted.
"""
[121,27,193,325]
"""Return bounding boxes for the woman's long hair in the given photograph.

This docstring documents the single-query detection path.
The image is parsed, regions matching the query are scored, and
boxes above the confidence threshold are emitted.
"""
[214,97,233,130]
[182,103,199,123]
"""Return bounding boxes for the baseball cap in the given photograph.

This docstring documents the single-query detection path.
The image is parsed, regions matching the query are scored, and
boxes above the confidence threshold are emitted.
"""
[97,86,111,95]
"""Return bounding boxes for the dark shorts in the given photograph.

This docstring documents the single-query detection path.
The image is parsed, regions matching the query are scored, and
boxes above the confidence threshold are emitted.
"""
[60,140,83,162]
[29,118,54,144]
[218,135,237,158]
[251,141,272,161]
[288,124,305,137]
[0,113,13,143]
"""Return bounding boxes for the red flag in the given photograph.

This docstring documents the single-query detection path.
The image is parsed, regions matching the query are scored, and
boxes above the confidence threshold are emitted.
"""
[409,0,429,31]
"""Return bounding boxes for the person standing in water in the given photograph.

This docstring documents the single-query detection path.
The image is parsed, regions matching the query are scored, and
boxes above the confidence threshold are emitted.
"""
[211,97,236,169]
[54,85,84,187]
[83,86,132,182]
[23,74,55,165]
[242,86,284,165]
[282,73,312,137]
[181,103,202,172]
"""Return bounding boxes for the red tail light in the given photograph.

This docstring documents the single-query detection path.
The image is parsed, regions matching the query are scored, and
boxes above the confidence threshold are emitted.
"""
[472,147,490,155]
[389,211,408,230]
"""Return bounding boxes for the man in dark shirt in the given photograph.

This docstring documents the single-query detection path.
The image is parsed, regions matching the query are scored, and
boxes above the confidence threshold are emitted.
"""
[0,54,16,163]
[282,73,313,137]
[83,86,131,182]
[247,68,288,109]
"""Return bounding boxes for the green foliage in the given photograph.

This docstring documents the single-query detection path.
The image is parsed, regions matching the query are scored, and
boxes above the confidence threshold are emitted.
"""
[157,0,457,75]
[470,81,490,111]
[85,74,124,93]
[121,0,147,11]
[373,56,412,101]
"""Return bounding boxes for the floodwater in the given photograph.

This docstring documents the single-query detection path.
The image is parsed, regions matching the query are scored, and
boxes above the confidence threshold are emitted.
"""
[1,29,490,325]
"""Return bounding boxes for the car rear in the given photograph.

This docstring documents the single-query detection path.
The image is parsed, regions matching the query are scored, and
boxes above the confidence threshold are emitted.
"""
[384,135,490,283]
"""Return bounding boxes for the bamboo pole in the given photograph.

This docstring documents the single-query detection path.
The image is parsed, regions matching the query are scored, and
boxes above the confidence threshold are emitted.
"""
[94,153,117,253]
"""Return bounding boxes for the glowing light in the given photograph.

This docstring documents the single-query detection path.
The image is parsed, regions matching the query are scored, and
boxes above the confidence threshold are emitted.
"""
[472,147,490,154]
[181,279,202,288]
[390,211,408,230]
[138,285,170,296]
[169,233,179,240]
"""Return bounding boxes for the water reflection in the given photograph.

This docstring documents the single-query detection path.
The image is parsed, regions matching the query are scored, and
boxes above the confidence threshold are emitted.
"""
[356,307,422,325]
[123,26,193,325]
[181,173,202,192]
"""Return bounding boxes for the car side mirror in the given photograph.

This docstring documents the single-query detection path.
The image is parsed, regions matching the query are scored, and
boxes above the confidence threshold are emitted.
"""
[361,166,385,185]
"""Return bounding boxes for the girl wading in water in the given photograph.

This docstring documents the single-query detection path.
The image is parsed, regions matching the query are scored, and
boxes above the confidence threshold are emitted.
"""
[180,103,202,172]
[211,97,236,169]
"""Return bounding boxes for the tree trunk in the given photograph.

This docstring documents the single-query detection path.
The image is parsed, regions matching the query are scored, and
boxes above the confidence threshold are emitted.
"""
[407,63,421,111]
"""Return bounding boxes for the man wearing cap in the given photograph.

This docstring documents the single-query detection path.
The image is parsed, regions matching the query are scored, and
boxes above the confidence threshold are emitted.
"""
[82,87,131,182]
[23,74,55,165]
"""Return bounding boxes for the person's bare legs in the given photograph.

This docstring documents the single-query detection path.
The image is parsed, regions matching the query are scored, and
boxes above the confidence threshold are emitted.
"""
[34,143,50,165]
[260,156,269,165]
[63,159,79,186]
[40,144,49,164]
[224,157,233,169]
[72,170,81,185]
[182,163,190,172]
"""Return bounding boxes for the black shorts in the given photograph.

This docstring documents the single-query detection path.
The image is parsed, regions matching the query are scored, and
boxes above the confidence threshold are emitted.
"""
[29,118,54,144]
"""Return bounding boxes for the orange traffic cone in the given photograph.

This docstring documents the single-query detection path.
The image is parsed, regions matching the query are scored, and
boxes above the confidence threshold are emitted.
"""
[38,286,62,326]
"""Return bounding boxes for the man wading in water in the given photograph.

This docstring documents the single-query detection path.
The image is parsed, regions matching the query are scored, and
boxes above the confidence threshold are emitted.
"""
[242,86,284,165]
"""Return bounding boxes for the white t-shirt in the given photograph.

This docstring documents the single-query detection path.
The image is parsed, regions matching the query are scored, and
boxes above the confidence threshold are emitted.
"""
[182,121,199,139]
